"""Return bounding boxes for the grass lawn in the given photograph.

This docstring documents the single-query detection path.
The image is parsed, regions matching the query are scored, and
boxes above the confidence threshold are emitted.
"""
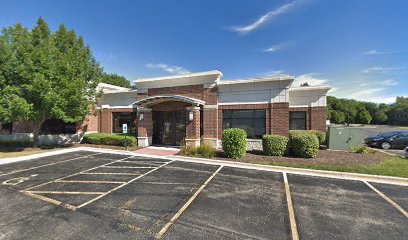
[0,146,73,159]
[213,149,408,178]
[260,156,408,178]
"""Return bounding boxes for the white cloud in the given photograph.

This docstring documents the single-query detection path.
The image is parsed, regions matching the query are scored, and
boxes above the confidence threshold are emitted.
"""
[382,79,399,86]
[363,49,383,55]
[358,79,399,87]
[229,1,299,34]
[258,69,287,77]
[346,88,396,103]
[294,73,330,86]
[361,66,405,74]
[363,49,406,55]
[263,42,291,53]
[146,63,190,75]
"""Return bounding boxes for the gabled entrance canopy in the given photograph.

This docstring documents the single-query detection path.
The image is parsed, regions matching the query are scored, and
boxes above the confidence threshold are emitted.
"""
[132,95,205,107]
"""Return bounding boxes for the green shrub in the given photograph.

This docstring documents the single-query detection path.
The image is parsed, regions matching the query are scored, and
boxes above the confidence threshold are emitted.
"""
[197,143,216,158]
[82,133,137,147]
[179,143,216,158]
[310,130,327,145]
[289,131,319,158]
[222,128,247,159]
[351,145,369,154]
[180,145,198,156]
[262,135,289,156]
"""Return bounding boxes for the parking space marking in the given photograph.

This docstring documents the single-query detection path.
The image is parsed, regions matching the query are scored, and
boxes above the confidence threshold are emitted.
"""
[283,172,299,240]
[155,165,223,239]
[55,180,127,184]
[364,181,408,218]
[100,166,153,169]
[0,152,104,177]
[80,172,142,175]
[23,191,77,210]
[21,155,136,191]
[75,160,176,209]
[26,191,105,195]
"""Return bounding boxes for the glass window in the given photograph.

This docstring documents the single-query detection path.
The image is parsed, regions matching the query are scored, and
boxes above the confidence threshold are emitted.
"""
[40,119,77,134]
[0,122,12,134]
[222,110,266,139]
[289,111,306,130]
[112,112,137,134]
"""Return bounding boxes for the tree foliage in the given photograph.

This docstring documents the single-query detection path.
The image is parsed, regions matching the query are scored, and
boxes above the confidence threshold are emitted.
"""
[327,96,407,126]
[101,73,131,88]
[0,17,103,144]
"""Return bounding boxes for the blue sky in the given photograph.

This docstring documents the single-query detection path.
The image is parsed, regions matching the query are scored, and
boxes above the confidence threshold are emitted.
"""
[1,0,407,103]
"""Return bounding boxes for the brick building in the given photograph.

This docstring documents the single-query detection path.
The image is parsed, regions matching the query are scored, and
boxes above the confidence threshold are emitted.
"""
[3,71,330,148]
[87,70,330,149]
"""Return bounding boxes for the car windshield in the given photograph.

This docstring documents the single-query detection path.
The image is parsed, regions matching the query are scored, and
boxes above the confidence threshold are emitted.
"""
[378,132,399,138]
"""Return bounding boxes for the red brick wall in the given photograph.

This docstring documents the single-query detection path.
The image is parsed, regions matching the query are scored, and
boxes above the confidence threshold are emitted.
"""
[99,108,136,134]
[12,121,34,133]
[137,111,152,138]
[78,113,99,133]
[289,107,327,132]
[186,108,200,140]
[310,107,327,132]
[271,103,289,136]
[151,101,190,111]
[203,108,218,138]
[148,85,205,101]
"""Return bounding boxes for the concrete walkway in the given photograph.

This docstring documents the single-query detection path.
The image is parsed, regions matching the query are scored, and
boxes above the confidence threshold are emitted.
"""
[133,146,179,156]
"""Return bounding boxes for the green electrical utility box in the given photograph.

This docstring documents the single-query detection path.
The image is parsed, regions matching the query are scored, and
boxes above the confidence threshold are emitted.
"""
[327,126,365,151]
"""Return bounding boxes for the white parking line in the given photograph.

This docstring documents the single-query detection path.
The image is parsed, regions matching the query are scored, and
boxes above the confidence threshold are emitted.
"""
[0,152,104,177]
[364,181,408,218]
[101,166,154,169]
[21,155,136,191]
[26,191,105,195]
[55,180,127,184]
[155,165,223,239]
[283,172,299,240]
[75,160,176,209]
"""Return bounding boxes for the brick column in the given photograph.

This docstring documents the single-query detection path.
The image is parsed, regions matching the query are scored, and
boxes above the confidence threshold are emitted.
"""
[185,106,200,147]
[137,107,152,147]
[202,105,218,148]
[310,107,327,132]
[271,103,289,136]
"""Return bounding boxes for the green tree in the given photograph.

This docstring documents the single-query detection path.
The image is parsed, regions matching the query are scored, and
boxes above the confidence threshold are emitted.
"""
[330,111,345,124]
[0,18,103,145]
[101,73,131,88]
[355,109,372,124]
[373,109,388,124]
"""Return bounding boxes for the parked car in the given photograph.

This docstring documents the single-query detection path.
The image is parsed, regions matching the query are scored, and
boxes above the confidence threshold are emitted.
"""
[405,146,408,158]
[364,131,408,149]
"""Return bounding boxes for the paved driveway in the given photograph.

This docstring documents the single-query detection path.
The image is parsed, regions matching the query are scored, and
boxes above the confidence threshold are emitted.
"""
[0,150,407,239]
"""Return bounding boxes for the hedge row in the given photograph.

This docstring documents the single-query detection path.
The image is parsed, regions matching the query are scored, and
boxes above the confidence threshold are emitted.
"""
[289,130,319,158]
[262,135,288,156]
[82,133,137,147]
[222,128,247,159]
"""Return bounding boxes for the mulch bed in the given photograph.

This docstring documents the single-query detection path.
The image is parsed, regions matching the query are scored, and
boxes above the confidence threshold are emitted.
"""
[214,149,388,166]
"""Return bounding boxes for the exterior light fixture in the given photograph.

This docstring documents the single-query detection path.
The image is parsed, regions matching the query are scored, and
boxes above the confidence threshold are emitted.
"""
[189,111,194,121]
[139,113,144,121]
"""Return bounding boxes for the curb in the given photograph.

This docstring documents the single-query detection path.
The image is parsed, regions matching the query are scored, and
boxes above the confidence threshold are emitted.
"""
[1,146,407,186]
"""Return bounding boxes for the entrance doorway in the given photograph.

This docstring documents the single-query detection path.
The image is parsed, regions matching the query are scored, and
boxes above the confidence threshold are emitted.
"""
[152,111,186,145]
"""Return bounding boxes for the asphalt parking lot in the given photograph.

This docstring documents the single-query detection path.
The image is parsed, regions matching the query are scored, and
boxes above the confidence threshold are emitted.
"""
[0,150,407,239]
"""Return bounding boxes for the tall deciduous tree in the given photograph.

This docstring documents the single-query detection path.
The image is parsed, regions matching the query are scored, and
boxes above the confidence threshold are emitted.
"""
[0,18,103,145]
[101,73,131,88]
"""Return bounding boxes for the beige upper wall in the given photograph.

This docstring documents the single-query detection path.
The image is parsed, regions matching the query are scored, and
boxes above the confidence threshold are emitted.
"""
[289,87,330,107]
[98,71,330,108]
